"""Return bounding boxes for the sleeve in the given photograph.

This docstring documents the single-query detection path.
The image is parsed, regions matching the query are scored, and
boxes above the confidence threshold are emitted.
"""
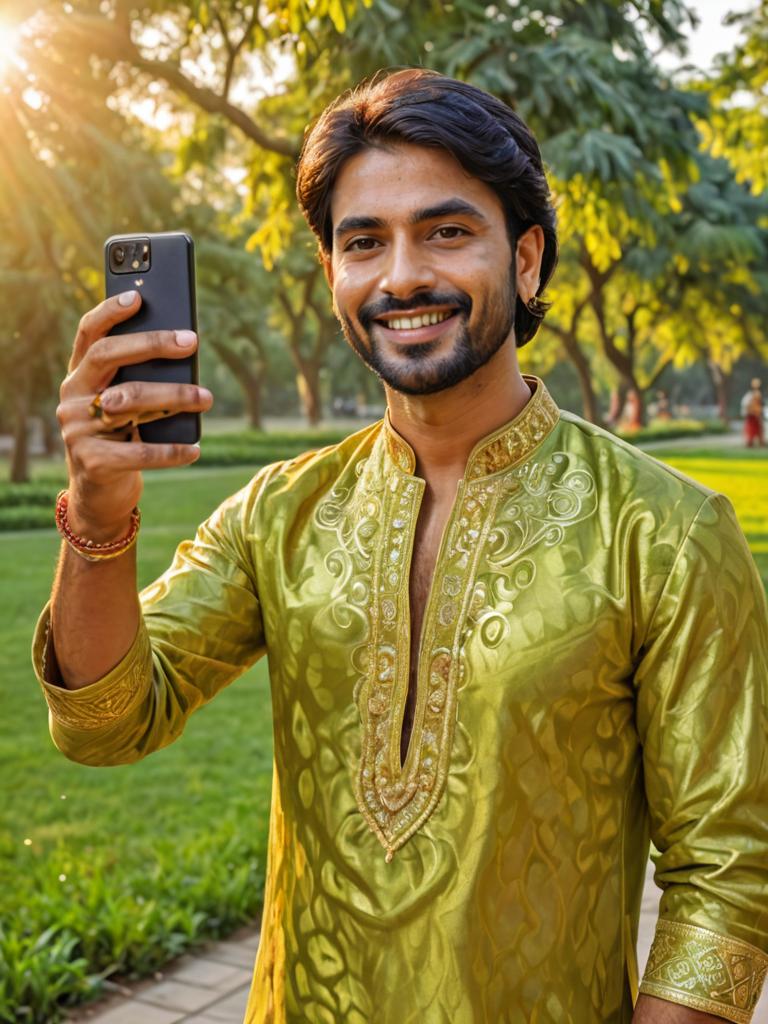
[635,492,768,1022]
[31,471,273,766]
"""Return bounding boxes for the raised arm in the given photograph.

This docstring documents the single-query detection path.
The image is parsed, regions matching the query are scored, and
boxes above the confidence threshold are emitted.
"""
[50,290,210,688]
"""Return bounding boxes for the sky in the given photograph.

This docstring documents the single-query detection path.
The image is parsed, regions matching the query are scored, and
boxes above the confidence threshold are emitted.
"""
[676,0,751,71]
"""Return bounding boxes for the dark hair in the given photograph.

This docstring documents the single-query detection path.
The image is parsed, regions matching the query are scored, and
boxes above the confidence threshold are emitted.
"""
[296,68,558,347]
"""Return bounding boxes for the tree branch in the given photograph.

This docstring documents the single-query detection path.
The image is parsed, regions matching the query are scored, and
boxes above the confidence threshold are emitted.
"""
[67,13,298,158]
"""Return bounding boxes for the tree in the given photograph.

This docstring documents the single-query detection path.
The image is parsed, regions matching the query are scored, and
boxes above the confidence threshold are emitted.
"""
[9,0,765,437]
[699,1,768,196]
[0,1,186,479]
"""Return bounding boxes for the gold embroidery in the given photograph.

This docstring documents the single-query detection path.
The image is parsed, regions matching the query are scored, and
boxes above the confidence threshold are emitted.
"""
[384,410,416,474]
[316,379,568,860]
[487,453,598,566]
[466,375,559,479]
[640,920,768,1024]
[42,628,152,731]
[383,376,559,481]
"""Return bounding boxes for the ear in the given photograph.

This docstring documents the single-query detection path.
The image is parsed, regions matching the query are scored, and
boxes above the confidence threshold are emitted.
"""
[321,250,334,290]
[515,225,545,302]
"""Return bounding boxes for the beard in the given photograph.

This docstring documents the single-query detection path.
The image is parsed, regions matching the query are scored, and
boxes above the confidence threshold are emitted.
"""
[336,268,517,397]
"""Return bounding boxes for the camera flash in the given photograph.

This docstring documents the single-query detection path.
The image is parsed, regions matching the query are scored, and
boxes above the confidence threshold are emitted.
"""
[132,259,140,269]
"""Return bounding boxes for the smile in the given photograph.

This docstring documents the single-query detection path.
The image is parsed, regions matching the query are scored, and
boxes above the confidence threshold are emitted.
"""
[375,309,456,331]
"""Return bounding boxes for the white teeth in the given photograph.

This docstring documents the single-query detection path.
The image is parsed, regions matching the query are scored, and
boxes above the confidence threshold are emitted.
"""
[386,310,452,330]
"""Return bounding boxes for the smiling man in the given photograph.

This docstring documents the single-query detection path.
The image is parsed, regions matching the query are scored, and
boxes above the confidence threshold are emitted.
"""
[34,70,767,1023]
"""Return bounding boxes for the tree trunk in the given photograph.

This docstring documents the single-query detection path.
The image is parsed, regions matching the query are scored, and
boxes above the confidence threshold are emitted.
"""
[211,341,265,430]
[10,390,30,483]
[244,376,263,430]
[607,382,628,427]
[42,413,60,457]
[296,361,322,426]
[558,334,602,425]
[707,360,730,424]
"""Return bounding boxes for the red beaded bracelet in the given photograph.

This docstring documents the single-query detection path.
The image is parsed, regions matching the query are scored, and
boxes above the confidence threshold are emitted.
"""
[55,490,141,562]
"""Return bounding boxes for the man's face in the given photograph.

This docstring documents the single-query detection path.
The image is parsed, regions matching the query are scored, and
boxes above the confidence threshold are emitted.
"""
[327,143,517,396]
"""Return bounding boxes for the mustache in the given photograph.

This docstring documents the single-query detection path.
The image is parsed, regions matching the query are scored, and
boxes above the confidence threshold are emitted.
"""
[358,290,472,328]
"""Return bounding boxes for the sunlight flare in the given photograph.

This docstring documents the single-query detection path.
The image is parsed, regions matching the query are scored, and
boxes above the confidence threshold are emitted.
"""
[0,21,21,78]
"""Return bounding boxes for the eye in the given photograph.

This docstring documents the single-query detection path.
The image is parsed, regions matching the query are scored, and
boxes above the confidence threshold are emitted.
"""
[345,236,381,252]
[431,225,469,241]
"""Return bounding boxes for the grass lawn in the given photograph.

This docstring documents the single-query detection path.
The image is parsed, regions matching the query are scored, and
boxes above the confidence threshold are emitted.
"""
[0,442,765,1021]
[0,466,272,1021]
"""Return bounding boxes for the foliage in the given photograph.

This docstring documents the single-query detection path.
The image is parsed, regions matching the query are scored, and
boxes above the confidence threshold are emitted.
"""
[196,425,350,464]
[2,0,767,438]
[700,1,768,195]
[0,831,265,1024]
[616,419,729,444]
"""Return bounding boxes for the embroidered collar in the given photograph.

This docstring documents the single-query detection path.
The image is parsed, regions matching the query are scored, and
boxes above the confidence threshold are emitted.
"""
[383,375,560,480]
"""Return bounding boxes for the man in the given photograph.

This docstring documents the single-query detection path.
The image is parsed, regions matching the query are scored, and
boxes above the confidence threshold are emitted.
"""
[34,70,767,1023]
[741,379,764,448]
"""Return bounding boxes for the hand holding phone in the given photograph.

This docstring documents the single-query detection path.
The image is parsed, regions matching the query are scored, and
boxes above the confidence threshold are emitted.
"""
[55,233,212,541]
[105,232,201,445]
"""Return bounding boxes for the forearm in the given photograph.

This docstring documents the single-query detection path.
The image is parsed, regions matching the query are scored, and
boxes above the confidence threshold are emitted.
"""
[633,995,729,1023]
[50,539,140,689]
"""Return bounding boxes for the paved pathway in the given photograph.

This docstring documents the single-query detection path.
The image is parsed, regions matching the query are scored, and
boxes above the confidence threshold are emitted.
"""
[68,862,768,1022]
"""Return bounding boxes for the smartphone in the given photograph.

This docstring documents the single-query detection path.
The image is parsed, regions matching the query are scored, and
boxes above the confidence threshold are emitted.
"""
[104,231,200,445]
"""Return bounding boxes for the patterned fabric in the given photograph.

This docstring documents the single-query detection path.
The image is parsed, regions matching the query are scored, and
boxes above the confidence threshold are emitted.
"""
[32,376,768,1023]
[39,621,151,731]
[640,921,768,1022]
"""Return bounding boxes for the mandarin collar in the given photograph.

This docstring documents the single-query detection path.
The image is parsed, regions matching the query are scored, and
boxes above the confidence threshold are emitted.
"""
[383,375,560,480]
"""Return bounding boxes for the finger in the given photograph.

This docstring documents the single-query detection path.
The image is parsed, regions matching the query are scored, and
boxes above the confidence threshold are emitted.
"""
[70,291,142,371]
[71,436,201,479]
[99,382,213,426]
[71,329,198,395]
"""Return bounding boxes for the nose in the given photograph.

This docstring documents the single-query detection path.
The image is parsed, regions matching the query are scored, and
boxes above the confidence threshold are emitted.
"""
[378,235,437,299]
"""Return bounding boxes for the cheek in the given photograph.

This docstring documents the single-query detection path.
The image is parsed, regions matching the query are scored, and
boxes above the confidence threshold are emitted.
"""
[332,267,369,322]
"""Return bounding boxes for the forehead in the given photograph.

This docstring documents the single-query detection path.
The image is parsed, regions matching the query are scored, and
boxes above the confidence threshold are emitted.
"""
[330,142,506,227]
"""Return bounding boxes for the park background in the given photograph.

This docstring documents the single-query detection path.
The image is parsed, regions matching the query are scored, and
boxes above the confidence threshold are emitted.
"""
[0,0,766,1021]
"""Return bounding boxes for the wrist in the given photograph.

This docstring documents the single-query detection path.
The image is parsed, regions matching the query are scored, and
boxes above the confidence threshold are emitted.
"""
[56,491,140,561]
[66,490,135,544]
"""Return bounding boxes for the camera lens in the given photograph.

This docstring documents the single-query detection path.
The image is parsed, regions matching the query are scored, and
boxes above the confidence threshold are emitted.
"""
[114,246,125,265]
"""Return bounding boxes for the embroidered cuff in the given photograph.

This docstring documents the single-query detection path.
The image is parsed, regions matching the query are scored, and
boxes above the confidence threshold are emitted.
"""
[639,919,768,1023]
[32,605,152,731]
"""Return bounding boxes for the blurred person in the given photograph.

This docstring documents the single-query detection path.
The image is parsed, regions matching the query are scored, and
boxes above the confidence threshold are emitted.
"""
[33,70,767,1024]
[655,389,671,421]
[741,378,764,447]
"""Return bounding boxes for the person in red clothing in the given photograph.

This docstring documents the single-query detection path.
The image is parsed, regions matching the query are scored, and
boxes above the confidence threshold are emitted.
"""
[741,378,765,447]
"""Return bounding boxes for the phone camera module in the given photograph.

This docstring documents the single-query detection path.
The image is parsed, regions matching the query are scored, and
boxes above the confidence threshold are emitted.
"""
[110,238,151,274]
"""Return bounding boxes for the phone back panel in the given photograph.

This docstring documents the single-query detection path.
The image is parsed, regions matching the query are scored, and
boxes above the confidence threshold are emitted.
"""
[104,232,200,445]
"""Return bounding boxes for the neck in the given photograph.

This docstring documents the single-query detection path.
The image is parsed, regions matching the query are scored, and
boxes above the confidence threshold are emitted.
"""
[385,340,533,492]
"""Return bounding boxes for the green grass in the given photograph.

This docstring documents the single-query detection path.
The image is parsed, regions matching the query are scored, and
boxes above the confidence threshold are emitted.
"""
[0,444,765,1022]
[0,466,271,1022]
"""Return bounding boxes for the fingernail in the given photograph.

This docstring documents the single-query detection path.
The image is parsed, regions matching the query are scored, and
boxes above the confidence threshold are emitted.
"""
[175,330,196,347]
[188,444,201,461]
[118,290,137,307]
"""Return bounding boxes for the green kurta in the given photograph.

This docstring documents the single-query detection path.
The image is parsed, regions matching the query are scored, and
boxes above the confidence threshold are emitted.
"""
[33,378,768,1023]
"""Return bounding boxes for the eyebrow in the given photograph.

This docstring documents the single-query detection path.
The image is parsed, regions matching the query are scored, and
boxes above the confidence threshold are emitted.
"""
[334,198,488,241]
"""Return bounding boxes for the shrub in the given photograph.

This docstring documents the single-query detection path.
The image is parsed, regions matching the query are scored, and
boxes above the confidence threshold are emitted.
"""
[616,419,729,444]
[196,428,349,467]
[0,828,265,1024]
